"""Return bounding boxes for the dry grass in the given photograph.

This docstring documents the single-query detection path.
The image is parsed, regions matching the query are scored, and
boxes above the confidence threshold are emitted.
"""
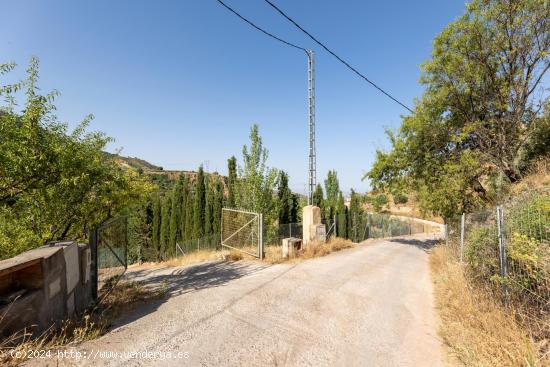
[128,249,225,272]
[512,157,550,195]
[430,245,544,366]
[162,249,224,267]
[0,280,165,366]
[263,237,355,264]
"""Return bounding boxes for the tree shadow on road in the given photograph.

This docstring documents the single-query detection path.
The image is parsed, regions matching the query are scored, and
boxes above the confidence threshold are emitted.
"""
[388,237,440,253]
[109,261,270,329]
[126,260,270,297]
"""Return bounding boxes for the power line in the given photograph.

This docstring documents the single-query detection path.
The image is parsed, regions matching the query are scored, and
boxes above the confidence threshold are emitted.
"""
[215,0,307,53]
[215,0,318,205]
[263,0,413,113]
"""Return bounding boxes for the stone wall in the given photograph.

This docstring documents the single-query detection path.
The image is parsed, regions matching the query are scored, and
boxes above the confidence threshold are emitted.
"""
[0,241,92,338]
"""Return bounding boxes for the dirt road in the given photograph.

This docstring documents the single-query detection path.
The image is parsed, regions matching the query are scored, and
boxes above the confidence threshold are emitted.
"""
[41,235,442,366]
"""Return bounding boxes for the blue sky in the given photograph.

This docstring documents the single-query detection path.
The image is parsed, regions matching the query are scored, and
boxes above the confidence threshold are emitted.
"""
[1,0,466,194]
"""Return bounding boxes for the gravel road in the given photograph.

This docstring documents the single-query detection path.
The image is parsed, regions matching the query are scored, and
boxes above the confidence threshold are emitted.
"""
[36,235,442,367]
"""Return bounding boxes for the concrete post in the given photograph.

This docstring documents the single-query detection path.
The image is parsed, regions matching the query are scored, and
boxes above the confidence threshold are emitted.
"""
[303,205,321,246]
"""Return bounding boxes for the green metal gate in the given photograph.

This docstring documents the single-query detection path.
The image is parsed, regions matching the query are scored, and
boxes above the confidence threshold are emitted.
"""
[89,216,128,300]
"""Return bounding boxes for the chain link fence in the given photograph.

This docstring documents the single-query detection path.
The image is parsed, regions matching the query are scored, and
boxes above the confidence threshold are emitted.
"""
[175,233,220,256]
[348,212,435,242]
[90,216,128,300]
[445,192,550,339]
[267,213,438,249]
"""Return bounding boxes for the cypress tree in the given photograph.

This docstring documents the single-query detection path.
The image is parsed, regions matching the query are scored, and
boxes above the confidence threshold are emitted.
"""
[313,184,324,220]
[212,179,223,234]
[324,170,340,220]
[345,206,351,240]
[180,175,189,241]
[277,171,292,224]
[193,166,206,239]
[336,191,347,238]
[184,189,194,240]
[152,194,161,259]
[349,189,362,241]
[289,193,299,223]
[160,194,171,259]
[204,177,213,235]
[169,178,183,255]
[227,156,237,208]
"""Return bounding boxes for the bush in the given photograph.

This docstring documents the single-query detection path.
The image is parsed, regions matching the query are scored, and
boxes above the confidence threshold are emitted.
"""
[465,226,500,284]
[372,194,388,212]
[393,192,408,204]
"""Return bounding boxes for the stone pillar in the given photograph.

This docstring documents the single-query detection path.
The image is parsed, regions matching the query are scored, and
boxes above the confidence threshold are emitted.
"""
[303,205,323,246]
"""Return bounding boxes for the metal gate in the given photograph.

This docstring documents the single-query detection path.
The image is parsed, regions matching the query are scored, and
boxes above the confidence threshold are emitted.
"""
[221,208,263,259]
[89,216,128,300]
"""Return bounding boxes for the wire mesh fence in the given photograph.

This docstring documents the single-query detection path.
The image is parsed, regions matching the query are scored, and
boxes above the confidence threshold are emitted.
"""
[175,233,220,256]
[348,212,435,242]
[221,208,262,258]
[267,213,438,248]
[445,192,550,339]
[90,216,128,300]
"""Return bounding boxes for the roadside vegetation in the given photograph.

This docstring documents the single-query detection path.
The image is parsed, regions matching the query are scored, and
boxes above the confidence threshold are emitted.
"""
[365,0,550,219]
[430,245,541,366]
[432,185,549,365]
[362,0,550,365]
[0,59,367,264]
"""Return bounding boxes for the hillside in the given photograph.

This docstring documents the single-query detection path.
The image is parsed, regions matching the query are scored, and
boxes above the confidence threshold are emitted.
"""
[111,154,163,171]
[110,153,227,192]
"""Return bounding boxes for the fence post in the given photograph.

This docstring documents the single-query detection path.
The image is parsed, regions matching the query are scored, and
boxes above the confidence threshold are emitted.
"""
[89,227,98,302]
[259,213,264,260]
[496,206,509,304]
[460,213,465,263]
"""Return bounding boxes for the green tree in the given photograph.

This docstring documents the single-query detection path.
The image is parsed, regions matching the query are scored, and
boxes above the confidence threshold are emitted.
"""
[193,166,206,238]
[349,189,363,241]
[392,191,408,205]
[312,184,325,220]
[277,171,292,224]
[184,189,194,240]
[126,198,153,263]
[227,156,237,208]
[212,179,224,234]
[151,194,161,258]
[169,178,183,255]
[324,170,340,220]
[204,177,214,235]
[179,175,189,241]
[160,194,171,259]
[236,125,278,216]
[290,193,300,223]
[0,59,150,260]
[336,192,347,238]
[372,194,388,213]
[366,0,550,218]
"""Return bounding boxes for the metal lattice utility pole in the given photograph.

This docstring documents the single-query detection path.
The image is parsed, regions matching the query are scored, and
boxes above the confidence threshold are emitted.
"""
[307,50,316,205]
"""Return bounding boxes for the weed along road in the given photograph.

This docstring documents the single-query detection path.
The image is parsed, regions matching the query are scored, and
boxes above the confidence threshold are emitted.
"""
[41,235,442,367]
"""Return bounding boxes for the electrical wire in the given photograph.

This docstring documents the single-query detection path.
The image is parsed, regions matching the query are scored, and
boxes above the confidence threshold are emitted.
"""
[263,0,413,113]
[216,0,307,53]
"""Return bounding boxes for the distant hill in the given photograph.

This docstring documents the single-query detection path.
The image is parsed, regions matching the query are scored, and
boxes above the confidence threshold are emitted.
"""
[106,153,163,172]
[108,153,226,192]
